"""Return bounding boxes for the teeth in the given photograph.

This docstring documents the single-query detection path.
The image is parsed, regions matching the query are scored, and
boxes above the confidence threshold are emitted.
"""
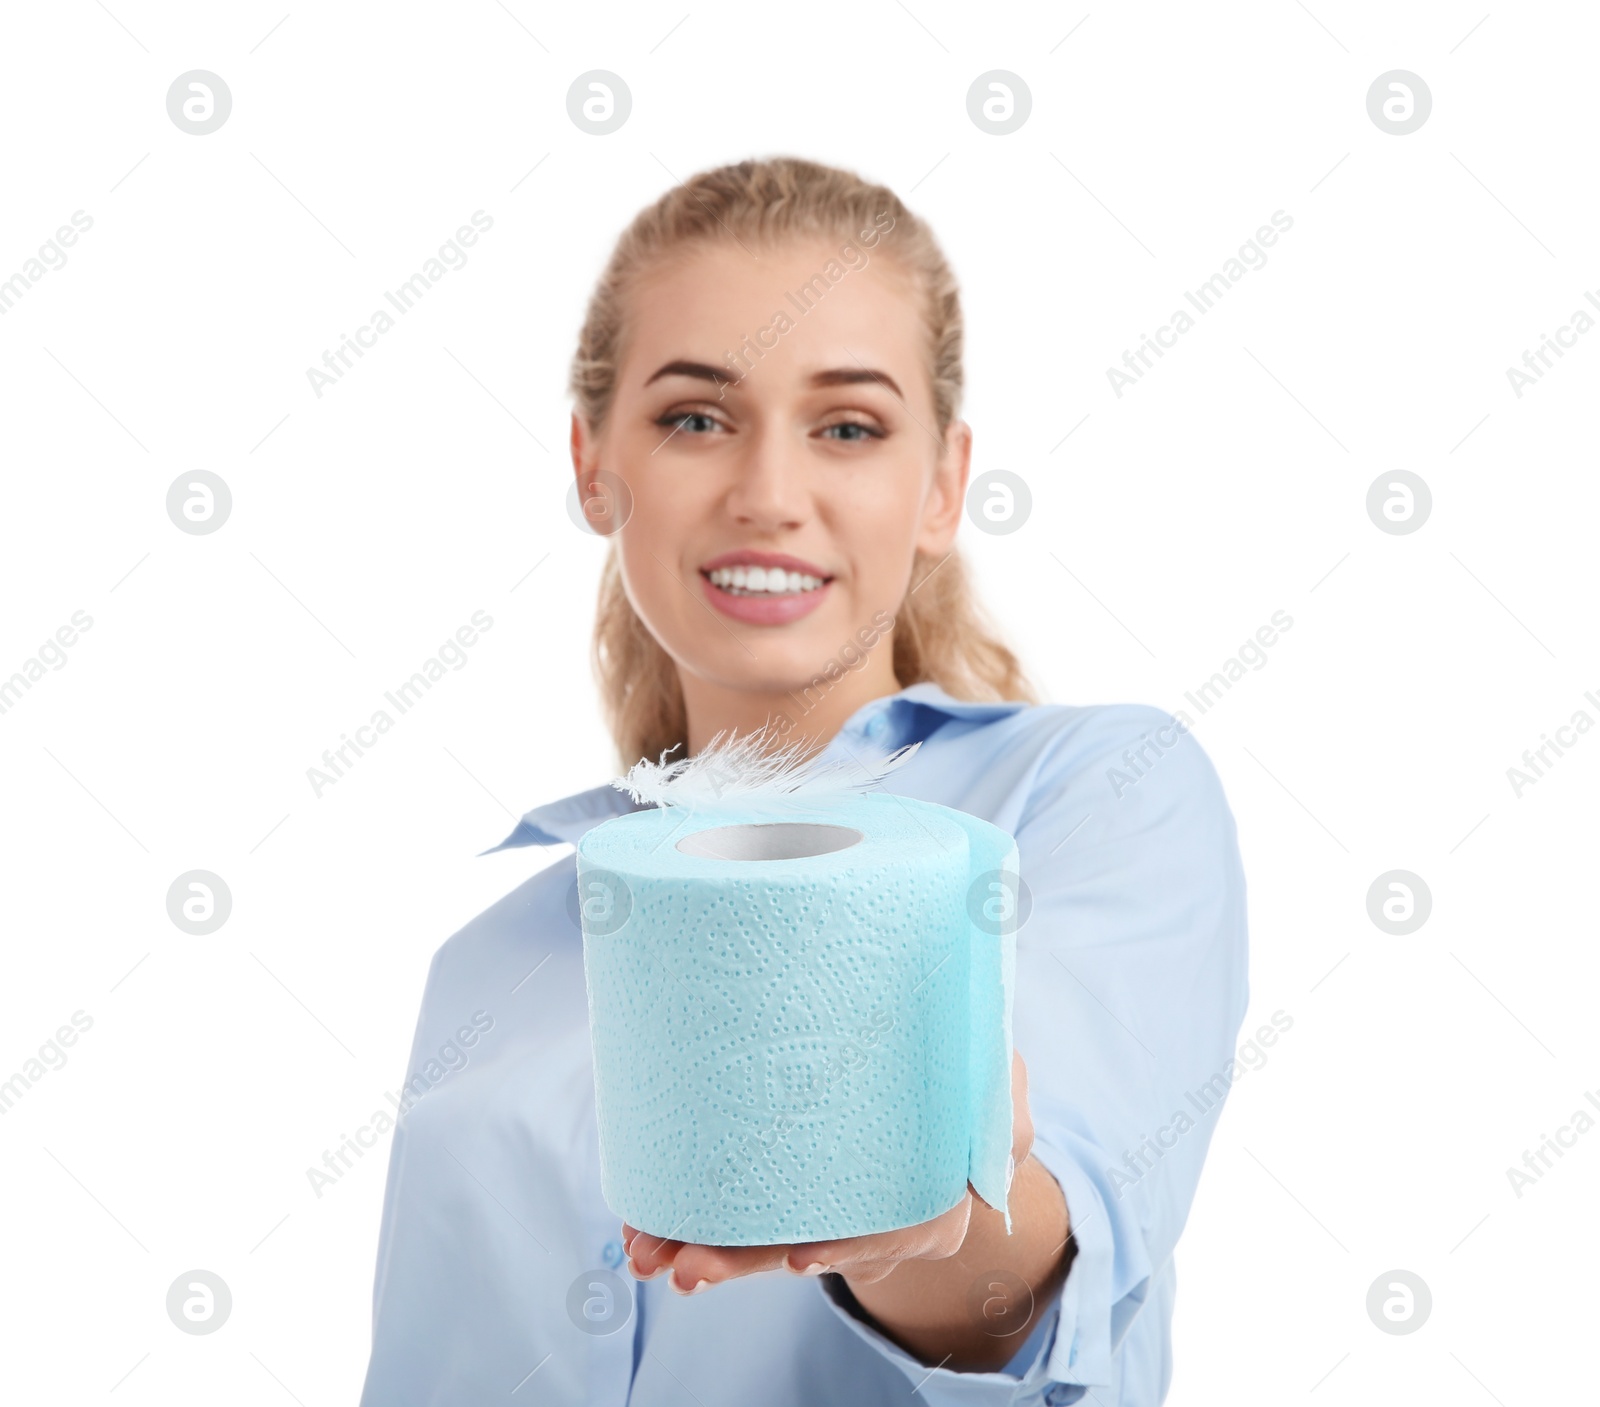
[707,565,826,596]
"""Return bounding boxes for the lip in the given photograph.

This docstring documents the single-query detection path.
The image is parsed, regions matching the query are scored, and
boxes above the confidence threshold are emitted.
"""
[697,566,828,628]
[701,572,832,625]
[698,549,834,626]
[699,549,832,578]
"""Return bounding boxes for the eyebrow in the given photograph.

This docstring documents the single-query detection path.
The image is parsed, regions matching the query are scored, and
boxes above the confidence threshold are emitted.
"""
[644,360,734,389]
[813,367,904,399]
[644,361,904,400]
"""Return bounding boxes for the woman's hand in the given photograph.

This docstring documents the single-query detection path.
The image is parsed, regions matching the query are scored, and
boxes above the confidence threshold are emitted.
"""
[624,1051,1070,1371]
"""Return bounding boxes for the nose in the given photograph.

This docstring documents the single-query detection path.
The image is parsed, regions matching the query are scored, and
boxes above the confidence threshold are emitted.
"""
[723,420,811,532]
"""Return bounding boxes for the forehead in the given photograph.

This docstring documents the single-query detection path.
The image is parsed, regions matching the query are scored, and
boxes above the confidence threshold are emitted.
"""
[620,238,927,391]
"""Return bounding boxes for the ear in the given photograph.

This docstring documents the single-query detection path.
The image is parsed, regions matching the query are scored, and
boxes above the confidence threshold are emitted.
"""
[914,419,972,557]
[571,410,597,477]
[572,411,632,537]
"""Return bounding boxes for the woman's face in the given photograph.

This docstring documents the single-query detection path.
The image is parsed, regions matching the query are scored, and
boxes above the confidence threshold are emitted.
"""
[573,236,970,712]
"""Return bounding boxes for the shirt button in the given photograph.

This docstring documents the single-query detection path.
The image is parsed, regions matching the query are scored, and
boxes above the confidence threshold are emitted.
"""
[601,1240,623,1268]
[864,714,889,741]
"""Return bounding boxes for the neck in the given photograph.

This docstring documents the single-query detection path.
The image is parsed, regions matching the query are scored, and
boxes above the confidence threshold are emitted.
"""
[679,660,902,757]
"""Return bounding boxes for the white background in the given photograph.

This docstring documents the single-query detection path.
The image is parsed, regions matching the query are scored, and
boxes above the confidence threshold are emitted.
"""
[2,1,1595,1402]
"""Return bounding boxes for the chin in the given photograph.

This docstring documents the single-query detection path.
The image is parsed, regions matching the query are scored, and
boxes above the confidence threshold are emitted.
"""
[686,646,836,700]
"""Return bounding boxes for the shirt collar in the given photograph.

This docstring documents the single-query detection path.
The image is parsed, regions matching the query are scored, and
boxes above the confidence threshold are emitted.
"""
[479,680,1030,855]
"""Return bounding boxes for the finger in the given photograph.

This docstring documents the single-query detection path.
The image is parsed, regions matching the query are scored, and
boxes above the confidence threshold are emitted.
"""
[669,1242,790,1291]
[785,1233,922,1286]
[624,1228,685,1279]
[1011,1048,1035,1165]
[786,1197,971,1279]
[620,1222,669,1260]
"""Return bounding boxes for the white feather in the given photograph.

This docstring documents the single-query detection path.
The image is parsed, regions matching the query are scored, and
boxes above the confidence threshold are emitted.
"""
[613,722,921,811]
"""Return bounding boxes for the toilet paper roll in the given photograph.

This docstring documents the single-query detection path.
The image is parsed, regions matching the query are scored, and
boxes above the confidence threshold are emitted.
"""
[575,792,1019,1246]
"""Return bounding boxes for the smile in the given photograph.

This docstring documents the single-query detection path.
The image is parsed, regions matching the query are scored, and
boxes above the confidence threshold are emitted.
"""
[704,566,828,597]
[698,561,834,625]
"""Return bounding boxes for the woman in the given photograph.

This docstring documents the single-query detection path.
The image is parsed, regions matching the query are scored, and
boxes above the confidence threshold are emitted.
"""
[359,156,1247,1406]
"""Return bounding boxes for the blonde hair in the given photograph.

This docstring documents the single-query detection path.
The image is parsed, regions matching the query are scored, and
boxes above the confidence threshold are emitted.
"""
[572,156,1036,768]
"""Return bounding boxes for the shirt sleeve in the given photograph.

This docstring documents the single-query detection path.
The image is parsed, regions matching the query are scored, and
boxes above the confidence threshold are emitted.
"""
[1026,705,1249,1392]
[812,704,1250,1404]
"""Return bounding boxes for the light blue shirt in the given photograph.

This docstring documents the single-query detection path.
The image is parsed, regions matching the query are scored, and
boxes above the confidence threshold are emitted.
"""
[359,682,1248,1406]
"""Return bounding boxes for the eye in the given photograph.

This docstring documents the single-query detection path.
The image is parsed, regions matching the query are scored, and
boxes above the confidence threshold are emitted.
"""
[818,420,884,442]
[655,409,723,435]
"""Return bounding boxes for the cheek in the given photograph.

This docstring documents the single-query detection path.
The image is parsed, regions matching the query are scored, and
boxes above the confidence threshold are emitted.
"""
[617,536,681,631]
[825,470,926,575]
[614,461,702,557]
[614,509,721,659]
